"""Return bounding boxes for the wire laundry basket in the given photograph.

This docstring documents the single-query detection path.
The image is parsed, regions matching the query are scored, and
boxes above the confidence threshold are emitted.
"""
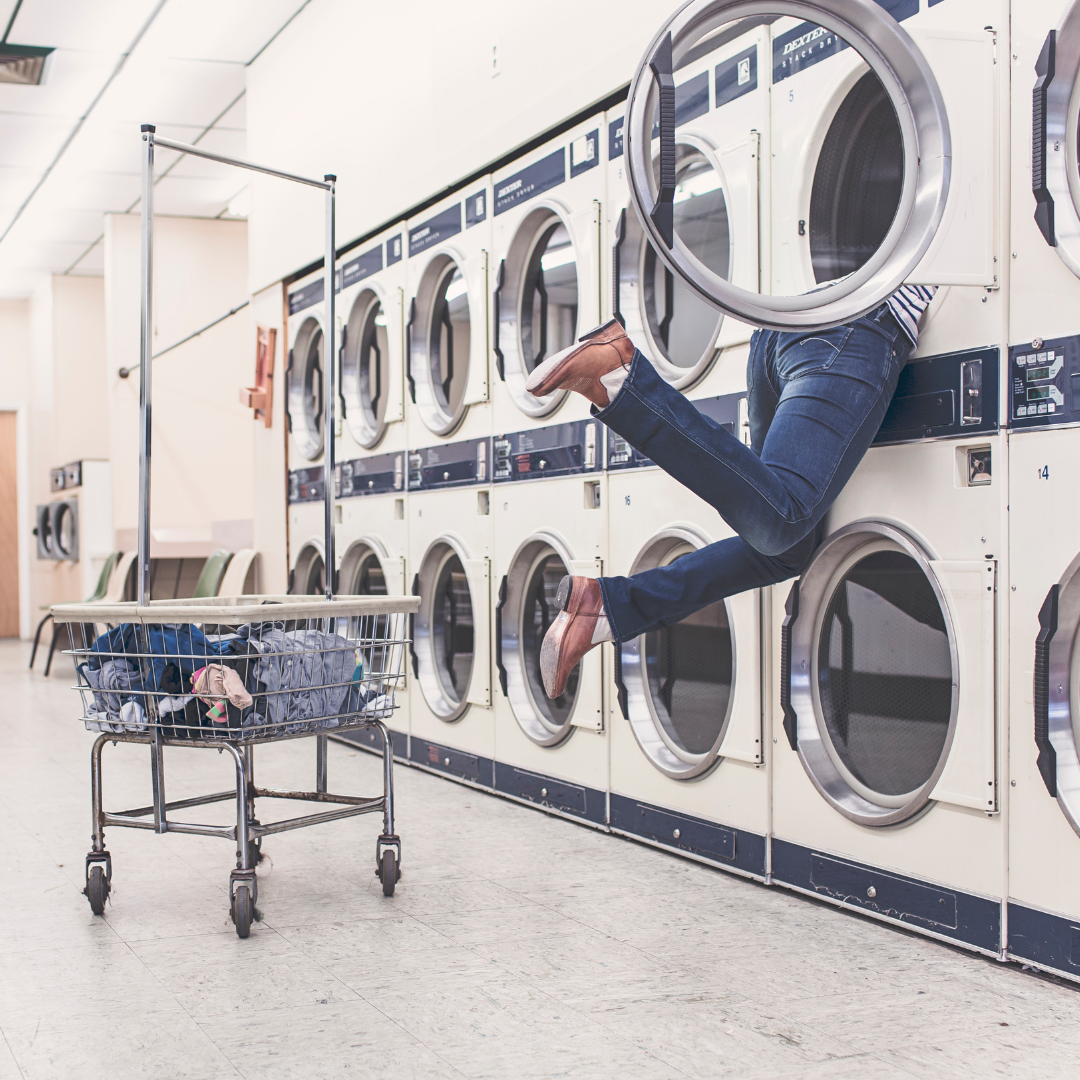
[54,594,419,937]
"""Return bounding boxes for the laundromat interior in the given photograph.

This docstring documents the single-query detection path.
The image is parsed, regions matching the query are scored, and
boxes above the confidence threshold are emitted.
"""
[6,0,1080,1075]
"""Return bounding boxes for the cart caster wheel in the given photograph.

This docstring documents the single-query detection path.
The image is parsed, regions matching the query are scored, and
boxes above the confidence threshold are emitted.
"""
[232,884,253,939]
[86,865,109,915]
[378,848,398,897]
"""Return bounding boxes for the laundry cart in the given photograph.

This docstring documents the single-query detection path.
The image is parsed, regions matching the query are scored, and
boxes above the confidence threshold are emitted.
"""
[53,593,417,936]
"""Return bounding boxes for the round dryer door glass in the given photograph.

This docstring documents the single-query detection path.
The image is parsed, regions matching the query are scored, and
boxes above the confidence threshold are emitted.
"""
[342,292,390,448]
[788,524,959,826]
[623,0,950,330]
[431,552,474,710]
[642,148,729,373]
[429,264,471,427]
[619,534,737,778]
[287,317,324,460]
[344,547,387,595]
[520,221,578,373]
[503,541,582,745]
[54,504,76,559]
[815,550,952,799]
[292,546,325,596]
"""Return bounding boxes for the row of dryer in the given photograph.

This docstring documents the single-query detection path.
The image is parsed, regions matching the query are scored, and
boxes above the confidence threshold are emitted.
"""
[277,0,1080,981]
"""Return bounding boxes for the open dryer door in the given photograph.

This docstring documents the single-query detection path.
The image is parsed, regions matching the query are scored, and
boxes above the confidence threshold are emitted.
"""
[624,0,951,331]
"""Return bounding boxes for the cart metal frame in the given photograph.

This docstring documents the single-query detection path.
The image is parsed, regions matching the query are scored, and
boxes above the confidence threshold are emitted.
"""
[50,130,415,938]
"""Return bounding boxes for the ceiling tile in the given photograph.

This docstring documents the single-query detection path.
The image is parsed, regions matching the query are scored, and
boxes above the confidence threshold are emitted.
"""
[38,167,142,212]
[152,173,238,216]
[139,0,305,64]
[0,111,73,168]
[68,238,105,274]
[0,165,42,213]
[7,0,162,53]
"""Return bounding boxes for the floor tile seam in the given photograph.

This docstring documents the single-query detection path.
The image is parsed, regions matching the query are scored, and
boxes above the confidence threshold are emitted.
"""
[0,1024,26,1080]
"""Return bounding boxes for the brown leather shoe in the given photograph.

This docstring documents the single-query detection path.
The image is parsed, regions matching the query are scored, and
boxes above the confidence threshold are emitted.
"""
[525,319,635,407]
[540,576,604,699]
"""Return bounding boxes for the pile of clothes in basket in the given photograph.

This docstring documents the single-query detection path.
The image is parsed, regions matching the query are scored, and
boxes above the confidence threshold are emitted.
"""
[78,620,394,736]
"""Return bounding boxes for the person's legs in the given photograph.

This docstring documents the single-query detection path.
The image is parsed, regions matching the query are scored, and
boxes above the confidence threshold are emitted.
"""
[593,307,907,557]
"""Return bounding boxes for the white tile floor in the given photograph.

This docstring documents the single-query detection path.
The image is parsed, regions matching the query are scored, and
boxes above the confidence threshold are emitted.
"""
[3,639,1079,1080]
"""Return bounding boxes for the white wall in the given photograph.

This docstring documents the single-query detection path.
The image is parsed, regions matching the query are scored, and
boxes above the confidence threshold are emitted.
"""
[104,214,253,545]
[246,0,660,290]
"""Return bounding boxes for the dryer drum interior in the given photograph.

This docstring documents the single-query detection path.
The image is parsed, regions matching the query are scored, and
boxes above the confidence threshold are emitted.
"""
[342,545,388,596]
[643,144,729,374]
[790,524,959,826]
[342,290,390,448]
[287,316,324,460]
[291,543,325,596]
[498,208,579,416]
[502,539,582,746]
[412,255,471,435]
[416,542,474,720]
[619,532,735,779]
[809,71,904,284]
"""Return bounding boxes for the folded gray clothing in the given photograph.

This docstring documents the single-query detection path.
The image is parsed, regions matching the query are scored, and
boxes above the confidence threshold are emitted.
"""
[243,628,358,734]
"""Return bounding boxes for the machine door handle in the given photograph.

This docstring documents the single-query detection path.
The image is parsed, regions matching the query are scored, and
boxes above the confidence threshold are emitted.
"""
[409,573,420,678]
[780,580,800,751]
[493,259,506,382]
[1033,29,1056,246]
[1034,584,1059,797]
[405,298,417,404]
[649,32,677,249]
[495,575,508,696]
[612,208,627,328]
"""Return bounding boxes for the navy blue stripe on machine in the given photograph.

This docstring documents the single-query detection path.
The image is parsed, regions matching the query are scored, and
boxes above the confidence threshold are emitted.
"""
[494,764,606,825]
[409,204,461,256]
[408,438,491,490]
[771,839,1000,953]
[341,245,383,290]
[338,452,405,498]
[288,466,323,504]
[493,420,601,482]
[1009,334,1080,430]
[465,190,487,228]
[494,149,565,215]
[715,46,757,109]
[410,738,494,787]
[1008,902,1080,979]
[609,794,767,878]
[288,278,324,315]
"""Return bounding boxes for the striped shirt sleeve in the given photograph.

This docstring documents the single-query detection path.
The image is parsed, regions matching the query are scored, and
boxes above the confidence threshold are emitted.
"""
[887,284,938,348]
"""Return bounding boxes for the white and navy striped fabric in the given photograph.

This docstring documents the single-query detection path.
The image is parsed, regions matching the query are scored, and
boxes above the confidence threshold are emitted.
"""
[887,284,938,347]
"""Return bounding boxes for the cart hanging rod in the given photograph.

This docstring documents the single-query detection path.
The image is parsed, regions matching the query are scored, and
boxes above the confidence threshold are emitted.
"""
[152,135,333,190]
[118,299,250,377]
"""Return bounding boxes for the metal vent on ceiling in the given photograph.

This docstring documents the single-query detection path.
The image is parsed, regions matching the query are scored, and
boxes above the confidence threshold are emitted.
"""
[0,44,53,85]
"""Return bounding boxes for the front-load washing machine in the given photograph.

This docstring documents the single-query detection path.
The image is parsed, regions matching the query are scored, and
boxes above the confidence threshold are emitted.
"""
[605,13,768,396]
[1001,0,1080,981]
[286,267,328,594]
[605,392,769,879]
[490,119,604,432]
[405,182,493,445]
[489,418,608,825]
[768,362,1004,955]
[407,436,495,787]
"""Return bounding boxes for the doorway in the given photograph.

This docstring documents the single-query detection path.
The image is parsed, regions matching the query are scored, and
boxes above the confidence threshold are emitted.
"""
[0,411,18,636]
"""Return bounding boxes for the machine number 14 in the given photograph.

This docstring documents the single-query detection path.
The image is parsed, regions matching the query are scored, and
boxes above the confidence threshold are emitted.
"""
[1039,465,1050,480]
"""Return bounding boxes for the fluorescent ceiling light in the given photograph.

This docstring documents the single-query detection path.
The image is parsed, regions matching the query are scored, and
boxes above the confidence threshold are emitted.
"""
[0,44,54,85]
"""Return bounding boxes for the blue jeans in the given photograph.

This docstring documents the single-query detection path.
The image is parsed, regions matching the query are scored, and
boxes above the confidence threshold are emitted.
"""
[596,305,910,642]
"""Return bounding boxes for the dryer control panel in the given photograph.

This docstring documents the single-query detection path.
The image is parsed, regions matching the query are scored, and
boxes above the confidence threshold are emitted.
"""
[493,420,601,483]
[408,438,490,491]
[1009,335,1080,430]
[606,391,749,470]
[288,466,323,504]
[336,452,404,498]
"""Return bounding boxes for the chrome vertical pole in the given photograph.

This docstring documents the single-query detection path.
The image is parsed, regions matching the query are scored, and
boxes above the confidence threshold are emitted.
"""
[138,124,155,607]
[323,174,337,600]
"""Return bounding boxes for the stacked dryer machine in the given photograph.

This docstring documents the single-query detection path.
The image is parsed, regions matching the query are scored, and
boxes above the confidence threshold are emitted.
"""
[1004,0,1080,982]
[286,266,329,595]
[488,121,610,823]
[622,0,1008,953]
[335,224,411,758]
[603,20,773,875]
[405,181,498,785]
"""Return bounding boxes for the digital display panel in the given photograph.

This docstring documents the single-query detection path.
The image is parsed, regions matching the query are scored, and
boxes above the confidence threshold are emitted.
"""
[1027,365,1052,382]
[1027,385,1051,401]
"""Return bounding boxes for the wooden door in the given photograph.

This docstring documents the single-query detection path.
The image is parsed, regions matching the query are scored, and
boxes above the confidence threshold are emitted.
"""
[0,412,17,637]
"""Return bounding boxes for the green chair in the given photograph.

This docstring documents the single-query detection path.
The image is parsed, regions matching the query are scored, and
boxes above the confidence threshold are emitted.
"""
[30,551,120,676]
[193,549,234,598]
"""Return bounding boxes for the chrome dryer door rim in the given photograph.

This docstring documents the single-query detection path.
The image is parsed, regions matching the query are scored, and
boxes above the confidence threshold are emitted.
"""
[625,0,951,331]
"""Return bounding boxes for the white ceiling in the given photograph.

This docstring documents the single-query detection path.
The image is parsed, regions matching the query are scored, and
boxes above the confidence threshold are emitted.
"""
[0,0,311,297]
